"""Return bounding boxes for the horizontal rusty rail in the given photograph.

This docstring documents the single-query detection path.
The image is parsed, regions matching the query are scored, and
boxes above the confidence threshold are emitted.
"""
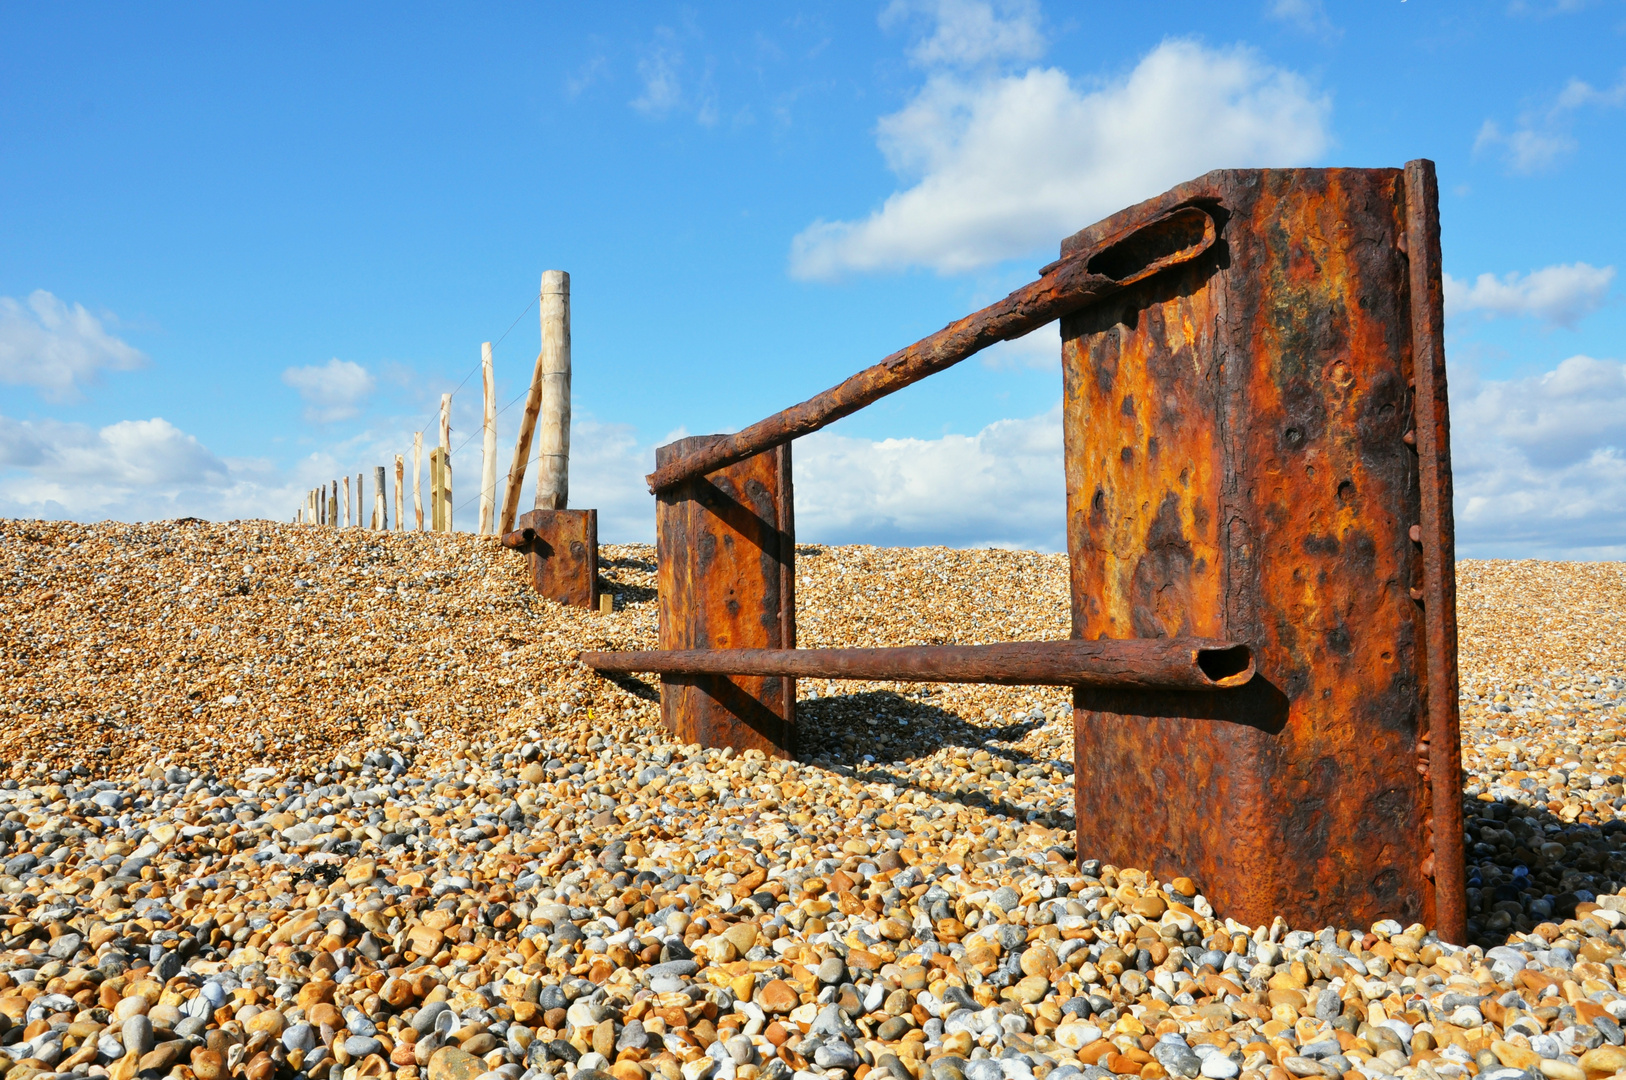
[646,203,1219,492]
[581,638,1253,690]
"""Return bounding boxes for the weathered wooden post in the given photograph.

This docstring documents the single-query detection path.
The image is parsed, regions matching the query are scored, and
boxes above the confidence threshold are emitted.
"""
[412,433,424,531]
[500,270,600,607]
[342,477,351,528]
[536,271,570,511]
[329,482,338,529]
[435,394,453,532]
[653,435,796,758]
[394,455,405,532]
[480,342,498,535]
[500,276,550,538]
[430,449,449,532]
[374,466,388,531]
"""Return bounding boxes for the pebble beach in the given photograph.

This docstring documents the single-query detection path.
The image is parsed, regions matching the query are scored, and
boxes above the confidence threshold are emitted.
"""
[3,519,1626,1080]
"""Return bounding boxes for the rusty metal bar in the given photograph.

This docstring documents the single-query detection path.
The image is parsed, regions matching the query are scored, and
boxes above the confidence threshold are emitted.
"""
[645,204,1218,493]
[1405,159,1468,944]
[582,638,1253,690]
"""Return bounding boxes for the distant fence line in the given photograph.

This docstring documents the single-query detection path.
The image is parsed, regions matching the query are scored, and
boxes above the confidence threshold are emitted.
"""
[293,271,571,536]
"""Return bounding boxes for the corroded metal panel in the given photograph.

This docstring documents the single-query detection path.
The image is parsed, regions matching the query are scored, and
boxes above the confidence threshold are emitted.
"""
[656,436,796,758]
[1061,166,1465,937]
[511,509,597,609]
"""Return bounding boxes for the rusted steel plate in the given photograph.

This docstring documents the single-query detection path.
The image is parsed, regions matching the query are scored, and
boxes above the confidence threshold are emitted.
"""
[646,206,1217,493]
[582,638,1253,689]
[1060,163,1463,936]
[1404,160,1468,944]
[503,509,597,609]
[656,436,796,758]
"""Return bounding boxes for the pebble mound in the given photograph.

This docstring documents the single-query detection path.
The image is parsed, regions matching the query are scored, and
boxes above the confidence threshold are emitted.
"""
[2,520,1626,1080]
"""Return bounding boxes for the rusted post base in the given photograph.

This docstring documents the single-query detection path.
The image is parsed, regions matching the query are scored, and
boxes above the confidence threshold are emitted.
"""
[656,436,795,758]
[504,508,598,608]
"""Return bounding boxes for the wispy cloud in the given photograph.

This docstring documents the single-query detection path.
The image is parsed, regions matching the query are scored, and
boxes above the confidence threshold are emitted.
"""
[282,359,376,424]
[566,54,610,99]
[880,0,1045,68]
[0,290,145,403]
[1475,70,1626,173]
[790,33,1330,279]
[1444,262,1616,329]
[630,27,717,126]
[1265,0,1342,39]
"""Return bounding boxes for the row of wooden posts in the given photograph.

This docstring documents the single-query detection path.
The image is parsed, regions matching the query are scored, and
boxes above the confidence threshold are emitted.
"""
[293,271,574,536]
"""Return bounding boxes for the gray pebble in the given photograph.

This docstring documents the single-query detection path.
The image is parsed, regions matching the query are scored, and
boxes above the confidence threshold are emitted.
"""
[123,1014,155,1057]
[344,1035,383,1058]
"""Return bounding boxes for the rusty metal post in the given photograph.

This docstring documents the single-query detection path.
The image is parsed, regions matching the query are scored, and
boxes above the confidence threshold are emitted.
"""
[1405,159,1467,944]
[1059,164,1465,936]
[501,509,598,609]
[655,435,795,758]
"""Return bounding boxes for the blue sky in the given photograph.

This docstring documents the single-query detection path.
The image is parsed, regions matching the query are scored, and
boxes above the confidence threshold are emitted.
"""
[2,1,1624,556]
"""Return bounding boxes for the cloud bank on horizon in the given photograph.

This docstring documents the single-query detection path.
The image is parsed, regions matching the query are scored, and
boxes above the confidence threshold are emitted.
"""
[6,283,1624,560]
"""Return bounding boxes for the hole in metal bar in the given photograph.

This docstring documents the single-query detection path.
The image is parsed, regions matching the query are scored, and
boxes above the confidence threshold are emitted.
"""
[1086,206,1214,282]
[1196,644,1254,686]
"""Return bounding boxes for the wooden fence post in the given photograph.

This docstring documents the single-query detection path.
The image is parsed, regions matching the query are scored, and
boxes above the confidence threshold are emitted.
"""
[429,448,449,532]
[395,455,405,532]
[480,342,497,535]
[329,482,337,528]
[535,270,570,511]
[500,276,549,536]
[374,466,388,531]
[342,476,351,528]
[412,432,424,531]
[439,394,453,530]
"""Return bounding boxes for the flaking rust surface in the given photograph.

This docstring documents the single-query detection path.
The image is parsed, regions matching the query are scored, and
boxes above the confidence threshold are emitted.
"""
[656,437,796,757]
[1062,168,1443,931]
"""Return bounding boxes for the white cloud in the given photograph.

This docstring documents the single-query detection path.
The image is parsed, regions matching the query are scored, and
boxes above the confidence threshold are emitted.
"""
[1475,70,1626,173]
[281,358,376,423]
[881,0,1045,68]
[0,290,145,402]
[794,405,1065,549]
[978,322,1060,370]
[790,38,1330,279]
[0,414,252,521]
[1444,262,1615,329]
[1453,355,1626,559]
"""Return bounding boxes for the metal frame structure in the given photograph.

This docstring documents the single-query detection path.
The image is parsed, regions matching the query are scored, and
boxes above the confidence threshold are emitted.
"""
[582,161,1465,938]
